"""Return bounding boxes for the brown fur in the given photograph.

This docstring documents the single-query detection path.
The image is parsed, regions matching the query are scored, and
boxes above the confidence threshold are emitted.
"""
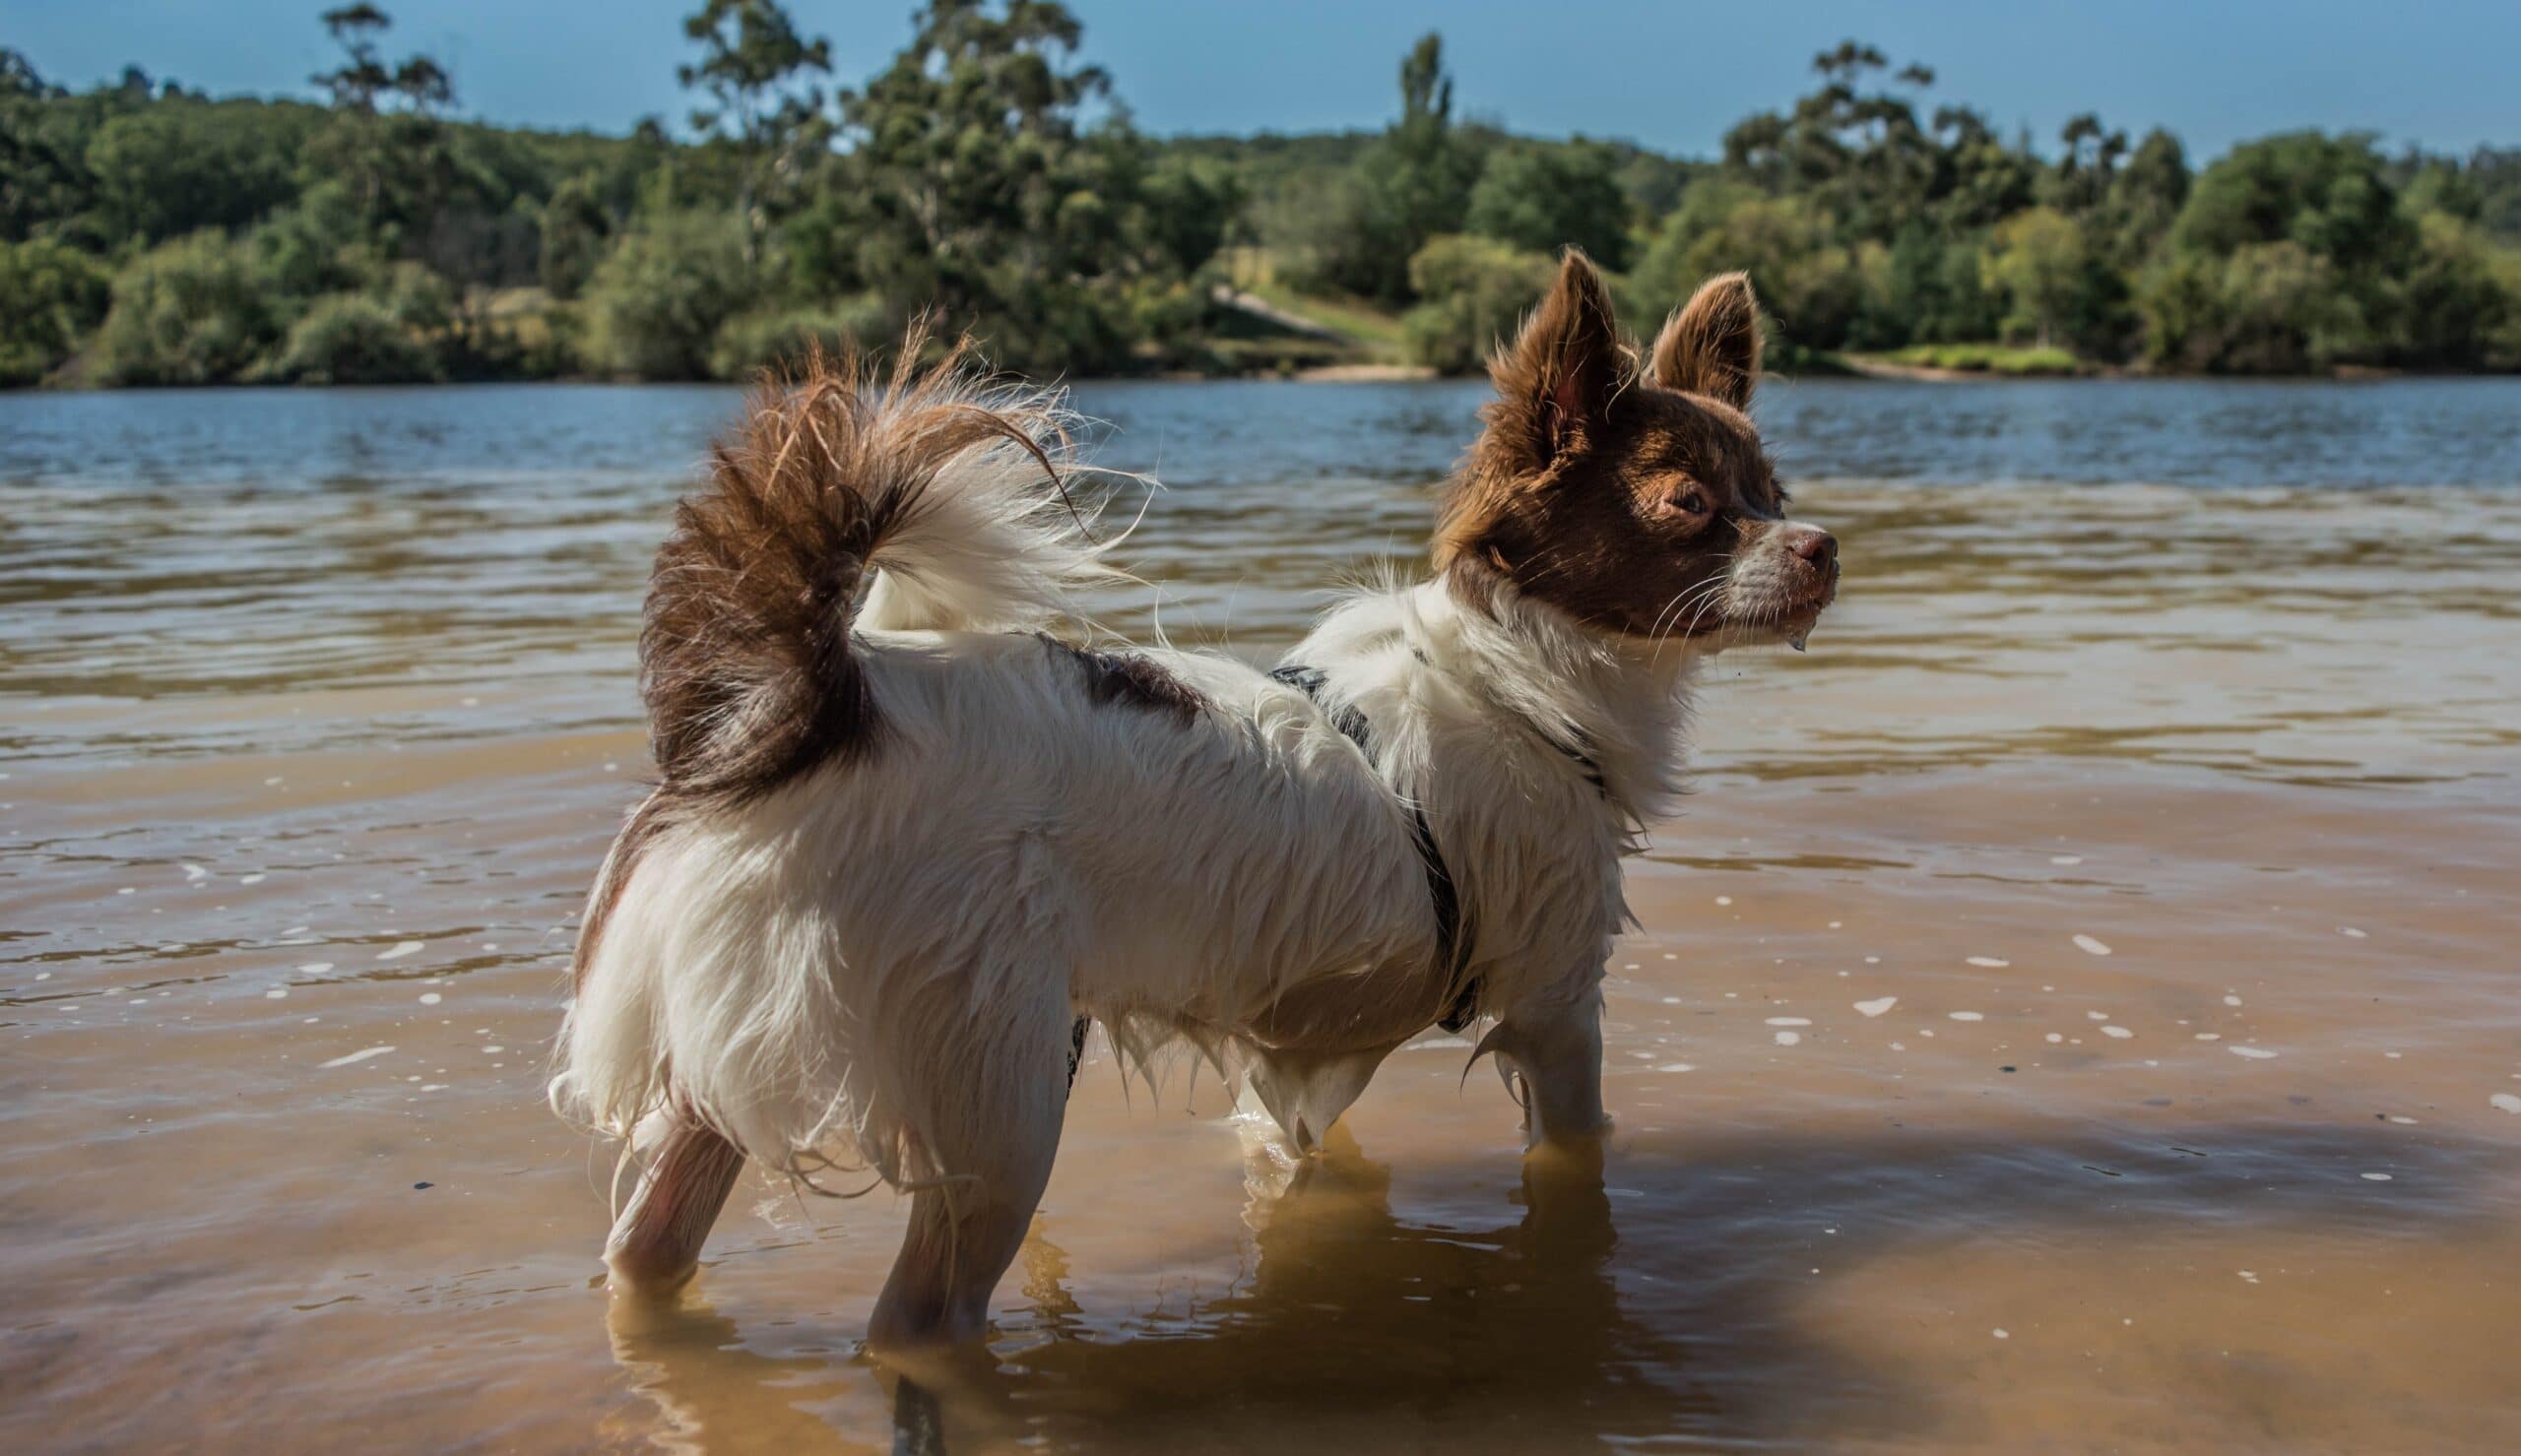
[1437,254,1821,641]
[1038,635,1208,727]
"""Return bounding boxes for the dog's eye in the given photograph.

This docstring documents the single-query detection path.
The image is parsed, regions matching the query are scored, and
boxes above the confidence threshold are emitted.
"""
[1663,485,1709,517]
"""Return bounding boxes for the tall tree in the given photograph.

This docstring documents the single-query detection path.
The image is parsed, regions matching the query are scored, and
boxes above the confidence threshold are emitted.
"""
[677,0,832,253]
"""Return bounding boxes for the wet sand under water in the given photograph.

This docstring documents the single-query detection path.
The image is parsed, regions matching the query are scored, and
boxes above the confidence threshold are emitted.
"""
[4,380,2519,1452]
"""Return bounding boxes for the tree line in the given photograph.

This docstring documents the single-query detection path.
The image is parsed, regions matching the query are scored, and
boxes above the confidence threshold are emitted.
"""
[4,3,2517,388]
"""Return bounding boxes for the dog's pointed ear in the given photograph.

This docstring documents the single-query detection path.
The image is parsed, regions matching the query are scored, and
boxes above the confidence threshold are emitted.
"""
[1489,250,1625,469]
[1650,272,1762,409]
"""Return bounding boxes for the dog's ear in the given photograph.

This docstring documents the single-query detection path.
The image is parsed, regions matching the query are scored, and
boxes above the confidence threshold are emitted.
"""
[1649,272,1762,409]
[1489,250,1625,469]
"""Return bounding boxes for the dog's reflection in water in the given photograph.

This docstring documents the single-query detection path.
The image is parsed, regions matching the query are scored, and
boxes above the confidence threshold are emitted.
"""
[607,1124,1688,1454]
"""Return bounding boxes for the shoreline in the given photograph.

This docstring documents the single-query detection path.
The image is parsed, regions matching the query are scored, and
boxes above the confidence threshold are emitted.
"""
[13,362,2521,395]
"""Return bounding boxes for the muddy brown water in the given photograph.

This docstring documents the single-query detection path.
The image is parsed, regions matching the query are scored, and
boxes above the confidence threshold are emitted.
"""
[4,378,2518,1452]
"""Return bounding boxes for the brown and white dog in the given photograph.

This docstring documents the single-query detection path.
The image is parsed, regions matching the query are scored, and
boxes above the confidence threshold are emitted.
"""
[550,253,1838,1346]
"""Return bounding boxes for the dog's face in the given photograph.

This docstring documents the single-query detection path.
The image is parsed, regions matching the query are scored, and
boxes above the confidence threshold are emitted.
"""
[1439,256,1839,651]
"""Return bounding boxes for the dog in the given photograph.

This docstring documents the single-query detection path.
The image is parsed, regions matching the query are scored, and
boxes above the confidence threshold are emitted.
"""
[549,252,1839,1347]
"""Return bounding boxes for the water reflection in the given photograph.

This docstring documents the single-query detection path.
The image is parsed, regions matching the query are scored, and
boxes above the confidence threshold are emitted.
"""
[601,1113,2501,1453]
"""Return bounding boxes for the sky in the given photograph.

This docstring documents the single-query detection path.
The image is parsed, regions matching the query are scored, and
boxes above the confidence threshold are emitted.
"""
[10,0,2519,161]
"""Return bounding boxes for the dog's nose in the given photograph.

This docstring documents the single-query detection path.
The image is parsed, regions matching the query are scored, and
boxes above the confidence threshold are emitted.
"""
[1787,528,1838,571]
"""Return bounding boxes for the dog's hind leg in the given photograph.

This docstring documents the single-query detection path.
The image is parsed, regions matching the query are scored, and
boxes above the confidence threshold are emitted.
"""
[606,1109,746,1297]
[867,982,1072,1350]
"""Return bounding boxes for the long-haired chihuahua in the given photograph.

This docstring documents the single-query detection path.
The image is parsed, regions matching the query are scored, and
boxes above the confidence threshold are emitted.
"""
[551,252,1839,1345]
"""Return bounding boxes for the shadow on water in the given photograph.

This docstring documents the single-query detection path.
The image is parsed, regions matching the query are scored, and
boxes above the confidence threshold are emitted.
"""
[602,1116,2508,1453]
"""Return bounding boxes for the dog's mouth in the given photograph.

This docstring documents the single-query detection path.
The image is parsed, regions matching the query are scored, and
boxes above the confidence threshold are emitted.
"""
[1712,566,1838,652]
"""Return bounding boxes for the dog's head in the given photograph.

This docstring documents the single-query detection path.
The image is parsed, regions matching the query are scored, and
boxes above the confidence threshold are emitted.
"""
[1438,253,1838,652]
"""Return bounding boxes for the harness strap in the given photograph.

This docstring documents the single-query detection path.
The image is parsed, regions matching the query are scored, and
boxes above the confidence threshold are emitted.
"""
[1271,664,1480,1033]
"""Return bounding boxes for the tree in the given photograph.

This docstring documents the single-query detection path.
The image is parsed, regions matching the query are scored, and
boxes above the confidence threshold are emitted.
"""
[1980,207,2087,348]
[809,0,1206,372]
[1282,32,1480,302]
[677,0,833,255]
[1465,141,1633,270]
[0,237,109,385]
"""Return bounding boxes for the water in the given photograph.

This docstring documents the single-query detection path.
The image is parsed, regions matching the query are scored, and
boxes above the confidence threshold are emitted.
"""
[4,377,2519,1451]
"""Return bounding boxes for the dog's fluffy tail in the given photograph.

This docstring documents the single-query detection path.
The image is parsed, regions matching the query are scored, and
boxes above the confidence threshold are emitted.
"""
[551,334,1114,1167]
[639,329,1111,807]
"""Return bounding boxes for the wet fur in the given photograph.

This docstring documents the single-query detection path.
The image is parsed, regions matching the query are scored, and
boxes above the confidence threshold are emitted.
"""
[551,257,1840,1346]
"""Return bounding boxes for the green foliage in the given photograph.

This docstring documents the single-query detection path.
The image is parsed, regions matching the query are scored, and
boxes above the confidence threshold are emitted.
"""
[1635,190,1863,352]
[0,236,109,385]
[1465,141,1634,270]
[809,0,1206,374]
[708,297,892,378]
[1278,33,1480,303]
[1980,207,2090,348]
[581,209,753,379]
[94,230,284,385]
[84,101,311,243]
[539,174,612,300]
[6,13,2519,386]
[1400,235,1555,374]
[268,292,439,383]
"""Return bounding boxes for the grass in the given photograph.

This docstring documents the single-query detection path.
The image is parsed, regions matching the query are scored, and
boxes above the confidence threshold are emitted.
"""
[1215,246,1409,360]
[1865,343,2089,377]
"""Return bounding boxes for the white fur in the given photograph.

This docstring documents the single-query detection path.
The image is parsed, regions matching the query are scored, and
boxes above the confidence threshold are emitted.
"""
[551,385,1821,1329]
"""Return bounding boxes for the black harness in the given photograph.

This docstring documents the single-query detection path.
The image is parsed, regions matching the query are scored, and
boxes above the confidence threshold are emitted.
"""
[1270,663,1607,1035]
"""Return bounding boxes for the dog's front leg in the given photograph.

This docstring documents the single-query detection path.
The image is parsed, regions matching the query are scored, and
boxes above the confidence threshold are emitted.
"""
[1492,987,1609,1150]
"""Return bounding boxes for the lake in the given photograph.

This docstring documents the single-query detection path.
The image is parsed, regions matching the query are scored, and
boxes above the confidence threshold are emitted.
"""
[4,376,2519,1452]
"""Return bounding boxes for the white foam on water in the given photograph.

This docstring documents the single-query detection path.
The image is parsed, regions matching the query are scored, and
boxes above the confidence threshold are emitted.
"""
[2195,1033,2222,1042]
[265,988,287,1000]
[2360,1172,2392,1181]
[2101,1025,2134,1040]
[2044,1033,2062,1043]
[298,962,334,975]
[1853,996,1898,1018]
[239,873,266,885]
[1992,1328,2010,1340]
[2073,934,2112,956]
[1774,1031,1801,1045]
[320,1045,394,1069]
[2049,855,2083,865]
[418,992,442,1005]
[1966,956,2009,968]
[376,941,423,962]
[1715,896,1733,907]
[2339,927,2367,939]
[2489,1094,2521,1114]
[1766,1016,1812,1027]
[1949,1011,1984,1022]
[2230,1046,2279,1060]
[181,863,208,882]
[2086,1011,2110,1021]
[2224,994,2243,1006]
[1657,1062,1695,1073]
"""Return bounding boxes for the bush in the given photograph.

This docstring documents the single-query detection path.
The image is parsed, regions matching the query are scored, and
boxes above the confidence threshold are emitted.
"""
[709,298,892,378]
[268,294,440,384]
[1465,141,1634,270]
[1400,235,1556,374]
[0,238,110,387]
[1633,190,1863,351]
[580,210,752,380]
[95,231,283,385]
[2138,241,2364,374]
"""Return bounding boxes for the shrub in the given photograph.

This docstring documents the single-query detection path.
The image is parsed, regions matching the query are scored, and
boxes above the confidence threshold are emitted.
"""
[580,210,752,380]
[0,238,110,387]
[1400,235,1556,374]
[268,294,440,384]
[1465,141,1634,270]
[709,298,892,378]
[95,231,283,385]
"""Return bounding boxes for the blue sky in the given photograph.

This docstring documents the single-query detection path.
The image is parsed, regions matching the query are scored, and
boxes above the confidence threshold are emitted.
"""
[10,0,2517,160]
